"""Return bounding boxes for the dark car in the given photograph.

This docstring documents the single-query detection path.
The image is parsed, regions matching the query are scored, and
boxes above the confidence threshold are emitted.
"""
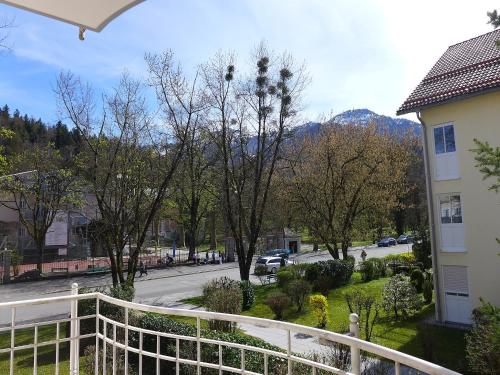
[15,269,44,282]
[377,237,397,247]
[396,234,413,244]
[263,249,289,259]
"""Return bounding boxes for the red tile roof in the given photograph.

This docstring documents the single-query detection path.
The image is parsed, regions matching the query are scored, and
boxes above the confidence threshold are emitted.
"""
[397,29,500,115]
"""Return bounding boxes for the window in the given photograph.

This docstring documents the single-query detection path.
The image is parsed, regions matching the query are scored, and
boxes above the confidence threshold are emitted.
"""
[434,124,456,154]
[433,123,460,180]
[439,194,462,224]
[439,193,465,252]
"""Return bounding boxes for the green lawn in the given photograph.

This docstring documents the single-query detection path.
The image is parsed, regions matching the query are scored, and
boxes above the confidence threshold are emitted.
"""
[186,273,468,373]
[0,324,76,375]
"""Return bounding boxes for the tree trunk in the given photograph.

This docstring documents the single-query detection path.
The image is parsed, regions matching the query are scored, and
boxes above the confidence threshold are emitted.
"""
[105,243,119,287]
[188,209,198,260]
[393,208,405,236]
[36,240,44,272]
[341,241,349,260]
[126,246,140,286]
[179,225,186,248]
[236,240,251,281]
[325,243,340,259]
[209,211,217,250]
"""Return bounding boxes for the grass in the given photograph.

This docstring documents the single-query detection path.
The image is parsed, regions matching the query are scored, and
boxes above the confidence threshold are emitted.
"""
[0,324,77,375]
[185,272,468,373]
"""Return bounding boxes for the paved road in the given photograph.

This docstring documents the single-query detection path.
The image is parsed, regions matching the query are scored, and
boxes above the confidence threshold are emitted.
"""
[0,243,412,325]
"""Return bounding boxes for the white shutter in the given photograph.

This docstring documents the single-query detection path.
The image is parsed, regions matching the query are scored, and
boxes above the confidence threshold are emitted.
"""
[442,265,469,294]
[435,152,460,180]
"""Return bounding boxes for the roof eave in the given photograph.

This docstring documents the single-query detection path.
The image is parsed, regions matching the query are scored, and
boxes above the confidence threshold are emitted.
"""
[397,85,500,116]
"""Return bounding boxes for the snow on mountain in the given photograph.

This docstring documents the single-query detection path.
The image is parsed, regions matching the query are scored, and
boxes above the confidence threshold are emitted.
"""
[288,109,420,140]
[331,109,421,136]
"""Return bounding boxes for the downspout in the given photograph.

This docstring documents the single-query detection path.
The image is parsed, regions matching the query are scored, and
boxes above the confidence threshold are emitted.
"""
[416,111,443,322]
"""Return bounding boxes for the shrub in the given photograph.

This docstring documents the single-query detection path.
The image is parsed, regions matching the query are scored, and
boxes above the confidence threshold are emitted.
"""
[315,276,332,296]
[254,265,268,276]
[276,269,294,289]
[381,274,422,319]
[466,299,500,374]
[360,258,385,282]
[345,255,356,265]
[422,278,433,304]
[254,265,269,285]
[288,263,310,279]
[266,291,291,320]
[132,313,286,374]
[309,294,329,328]
[370,257,386,277]
[410,268,424,293]
[203,277,242,332]
[240,280,255,310]
[360,261,375,282]
[305,259,354,292]
[383,252,416,273]
[77,284,135,353]
[286,279,311,312]
[412,227,432,269]
[395,265,410,275]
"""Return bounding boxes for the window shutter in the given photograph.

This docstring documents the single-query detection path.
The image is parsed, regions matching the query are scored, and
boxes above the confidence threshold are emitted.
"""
[442,265,468,294]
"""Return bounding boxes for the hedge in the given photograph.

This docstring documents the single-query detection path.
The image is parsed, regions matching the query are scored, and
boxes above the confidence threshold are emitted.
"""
[304,259,354,292]
[129,313,287,374]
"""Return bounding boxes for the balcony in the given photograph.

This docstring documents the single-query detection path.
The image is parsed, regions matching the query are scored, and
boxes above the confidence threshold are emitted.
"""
[0,283,460,375]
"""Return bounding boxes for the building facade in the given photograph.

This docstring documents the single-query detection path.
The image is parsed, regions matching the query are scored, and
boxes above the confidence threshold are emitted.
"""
[398,29,500,324]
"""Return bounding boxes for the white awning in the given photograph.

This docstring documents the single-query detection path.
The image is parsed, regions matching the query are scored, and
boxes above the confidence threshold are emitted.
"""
[0,0,145,34]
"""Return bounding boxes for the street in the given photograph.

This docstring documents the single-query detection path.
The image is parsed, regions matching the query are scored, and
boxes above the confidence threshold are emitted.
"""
[0,243,412,325]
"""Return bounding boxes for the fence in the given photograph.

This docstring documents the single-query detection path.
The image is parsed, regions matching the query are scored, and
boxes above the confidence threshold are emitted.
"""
[0,283,462,375]
[6,249,191,279]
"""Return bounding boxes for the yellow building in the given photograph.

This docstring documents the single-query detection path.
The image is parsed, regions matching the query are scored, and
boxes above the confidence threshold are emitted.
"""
[398,29,500,324]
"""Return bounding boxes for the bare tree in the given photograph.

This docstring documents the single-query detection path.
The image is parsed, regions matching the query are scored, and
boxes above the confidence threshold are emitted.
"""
[203,47,308,280]
[174,124,217,260]
[0,143,83,271]
[57,51,202,286]
[0,15,14,51]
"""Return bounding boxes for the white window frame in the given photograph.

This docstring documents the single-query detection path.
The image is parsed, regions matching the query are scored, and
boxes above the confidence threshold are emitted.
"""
[438,193,466,252]
[433,123,460,180]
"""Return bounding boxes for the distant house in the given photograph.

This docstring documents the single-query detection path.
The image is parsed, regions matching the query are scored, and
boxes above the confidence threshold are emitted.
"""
[397,29,500,324]
[224,227,301,261]
[264,228,301,254]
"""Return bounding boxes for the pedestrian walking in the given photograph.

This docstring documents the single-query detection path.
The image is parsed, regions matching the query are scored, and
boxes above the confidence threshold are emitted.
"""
[361,248,367,262]
[139,261,148,277]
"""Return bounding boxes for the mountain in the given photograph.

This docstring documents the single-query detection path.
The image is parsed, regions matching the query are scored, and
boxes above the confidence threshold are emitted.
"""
[289,109,420,140]
[331,109,421,136]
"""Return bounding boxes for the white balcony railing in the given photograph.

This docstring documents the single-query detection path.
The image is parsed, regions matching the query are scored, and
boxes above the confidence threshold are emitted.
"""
[0,283,461,375]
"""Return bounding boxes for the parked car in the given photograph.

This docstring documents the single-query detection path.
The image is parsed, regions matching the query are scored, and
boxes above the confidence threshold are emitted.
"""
[254,256,288,274]
[377,237,397,247]
[396,234,413,244]
[15,269,44,282]
[263,248,289,259]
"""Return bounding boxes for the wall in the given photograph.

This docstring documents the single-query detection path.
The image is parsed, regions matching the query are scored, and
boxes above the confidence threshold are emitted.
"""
[422,90,500,319]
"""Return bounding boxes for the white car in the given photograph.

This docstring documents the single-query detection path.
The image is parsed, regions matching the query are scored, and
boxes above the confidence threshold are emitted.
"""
[254,256,288,274]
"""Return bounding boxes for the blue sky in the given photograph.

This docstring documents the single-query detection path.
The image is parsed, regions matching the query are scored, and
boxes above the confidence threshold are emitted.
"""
[0,0,498,125]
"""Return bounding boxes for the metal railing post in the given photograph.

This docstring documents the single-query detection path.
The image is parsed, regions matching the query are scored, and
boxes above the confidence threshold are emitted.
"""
[349,313,361,375]
[70,282,79,375]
